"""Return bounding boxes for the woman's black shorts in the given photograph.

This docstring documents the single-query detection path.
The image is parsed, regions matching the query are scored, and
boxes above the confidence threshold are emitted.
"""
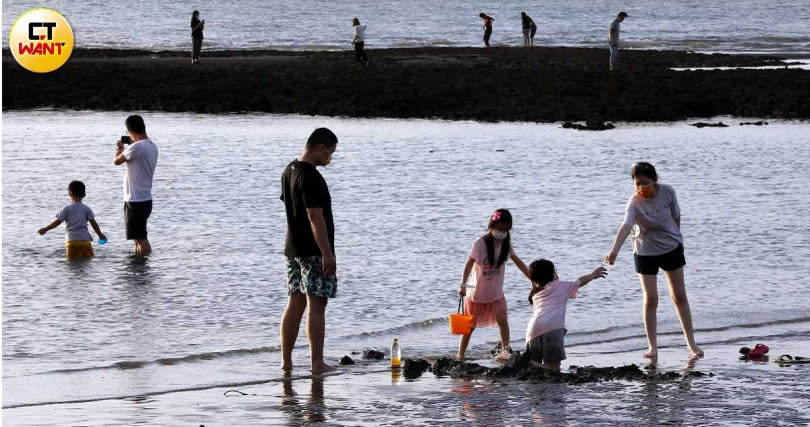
[634,244,685,275]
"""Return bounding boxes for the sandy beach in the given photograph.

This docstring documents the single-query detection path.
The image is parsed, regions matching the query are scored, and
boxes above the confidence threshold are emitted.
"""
[4,47,809,122]
[5,337,809,425]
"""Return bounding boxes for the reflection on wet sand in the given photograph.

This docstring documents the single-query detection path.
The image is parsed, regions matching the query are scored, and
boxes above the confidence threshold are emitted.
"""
[636,357,701,424]
[281,377,326,423]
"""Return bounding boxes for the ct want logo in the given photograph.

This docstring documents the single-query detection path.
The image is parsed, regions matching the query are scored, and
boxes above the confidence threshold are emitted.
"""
[9,8,74,73]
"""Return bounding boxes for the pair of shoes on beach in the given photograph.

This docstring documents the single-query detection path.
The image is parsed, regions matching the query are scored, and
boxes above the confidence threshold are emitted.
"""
[739,343,769,360]
[774,354,810,365]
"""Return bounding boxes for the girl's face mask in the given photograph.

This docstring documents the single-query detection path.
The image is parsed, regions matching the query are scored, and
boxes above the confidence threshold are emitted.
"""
[635,182,655,198]
[491,230,508,240]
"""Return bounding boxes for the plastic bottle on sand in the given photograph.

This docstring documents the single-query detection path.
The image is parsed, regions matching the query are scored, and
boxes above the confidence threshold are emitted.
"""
[391,338,401,368]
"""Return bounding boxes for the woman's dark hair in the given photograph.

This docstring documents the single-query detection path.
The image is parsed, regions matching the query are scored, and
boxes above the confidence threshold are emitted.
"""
[192,10,199,17]
[521,12,530,25]
[483,208,512,268]
[68,180,86,198]
[528,259,555,303]
[352,17,360,26]
[631,162,658,181]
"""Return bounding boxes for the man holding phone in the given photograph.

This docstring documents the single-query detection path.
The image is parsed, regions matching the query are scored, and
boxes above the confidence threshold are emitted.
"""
[114,115,158,257]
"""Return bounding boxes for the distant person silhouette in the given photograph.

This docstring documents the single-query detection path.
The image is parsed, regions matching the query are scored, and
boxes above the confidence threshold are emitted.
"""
[352,17,369,67]
[191,10,205,64]
[480,13,494,47]
[608,12,628,71]
[521,12,537,47]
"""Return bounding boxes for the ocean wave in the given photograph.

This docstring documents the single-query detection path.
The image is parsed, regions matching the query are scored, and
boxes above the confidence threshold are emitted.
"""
[32,345,282,376]
[13,316,810,377]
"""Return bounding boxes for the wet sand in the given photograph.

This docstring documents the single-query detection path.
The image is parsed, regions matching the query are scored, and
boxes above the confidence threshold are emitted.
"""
[4,338,809,425]
[3,47,809,122]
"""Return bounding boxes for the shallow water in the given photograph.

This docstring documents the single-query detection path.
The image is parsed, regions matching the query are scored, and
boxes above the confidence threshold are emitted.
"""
[3,111,810,423]
[3,0,810,54]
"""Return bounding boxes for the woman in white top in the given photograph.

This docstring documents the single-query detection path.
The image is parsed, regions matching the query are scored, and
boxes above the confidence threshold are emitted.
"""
[605,162,703,360]
[352,17,369,66]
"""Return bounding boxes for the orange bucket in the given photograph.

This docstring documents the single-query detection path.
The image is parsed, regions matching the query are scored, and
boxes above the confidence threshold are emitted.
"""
[449,297,474,335]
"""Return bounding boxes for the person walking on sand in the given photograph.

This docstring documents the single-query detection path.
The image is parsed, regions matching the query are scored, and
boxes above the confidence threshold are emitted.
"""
[479,13,494,47]
[521,12,537,47]
[352,18,369,67]
[38,180,107,258]
[604,162,703,360]
[280,128,339,375]
[608,11,627,71]
[457,209,531,361]
[114,115,158,257]
[190,10,205,64]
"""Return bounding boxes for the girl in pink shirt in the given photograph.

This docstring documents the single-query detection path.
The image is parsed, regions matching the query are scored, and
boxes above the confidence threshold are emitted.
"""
[457,209,530,360]
[524,259,607,371]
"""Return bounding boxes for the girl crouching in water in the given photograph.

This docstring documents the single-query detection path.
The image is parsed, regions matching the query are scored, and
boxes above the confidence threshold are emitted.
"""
[524,259,607,371]
[457,209,530,360]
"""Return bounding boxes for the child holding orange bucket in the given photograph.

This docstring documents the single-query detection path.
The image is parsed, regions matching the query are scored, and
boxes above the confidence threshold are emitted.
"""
[457,209,530,360]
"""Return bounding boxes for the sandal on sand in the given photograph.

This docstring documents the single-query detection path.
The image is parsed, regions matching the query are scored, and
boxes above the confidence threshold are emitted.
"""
[774,354,810,365]
[740,343,769,358]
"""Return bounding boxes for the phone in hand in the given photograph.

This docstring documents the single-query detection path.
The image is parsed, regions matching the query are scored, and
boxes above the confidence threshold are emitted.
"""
[121,135,131,145]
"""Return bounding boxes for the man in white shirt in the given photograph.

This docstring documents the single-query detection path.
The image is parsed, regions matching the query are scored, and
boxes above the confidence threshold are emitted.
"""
[609,11,628,71]
[114,115,159,257]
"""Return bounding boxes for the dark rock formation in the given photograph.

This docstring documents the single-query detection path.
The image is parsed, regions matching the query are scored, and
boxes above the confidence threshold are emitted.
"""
[362,349,385,360]
[403,358,431,379]
[430,357,709,383]
[4,47,807,122]
[339,356,355,365]
[562,120,616,131]
[432,358,490,378]
[690,122,729,128]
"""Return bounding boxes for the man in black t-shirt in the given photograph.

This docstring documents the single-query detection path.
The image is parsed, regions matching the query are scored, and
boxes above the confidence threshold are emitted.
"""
[279,127,338,375]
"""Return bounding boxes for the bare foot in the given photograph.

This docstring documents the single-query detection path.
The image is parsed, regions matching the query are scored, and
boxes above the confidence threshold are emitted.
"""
[643,349,658,359]
[689,347,704,358]
[281,363,293,375]
[456,354,465,361]
[311,363,336,375]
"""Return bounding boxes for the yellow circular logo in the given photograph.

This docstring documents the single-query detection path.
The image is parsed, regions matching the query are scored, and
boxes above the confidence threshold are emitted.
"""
[9,8,74,73]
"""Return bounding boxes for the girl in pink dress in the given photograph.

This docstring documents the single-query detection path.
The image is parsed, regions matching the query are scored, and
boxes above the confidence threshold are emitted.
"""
[457,209,530,360]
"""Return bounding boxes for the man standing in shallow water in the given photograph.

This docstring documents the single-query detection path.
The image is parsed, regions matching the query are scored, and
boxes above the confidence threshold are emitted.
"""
[114,115,158,257]
[609,11,628,71]
[280,128,338,375]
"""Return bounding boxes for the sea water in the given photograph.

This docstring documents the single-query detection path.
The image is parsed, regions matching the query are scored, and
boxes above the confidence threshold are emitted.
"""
[2,111,810,422]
